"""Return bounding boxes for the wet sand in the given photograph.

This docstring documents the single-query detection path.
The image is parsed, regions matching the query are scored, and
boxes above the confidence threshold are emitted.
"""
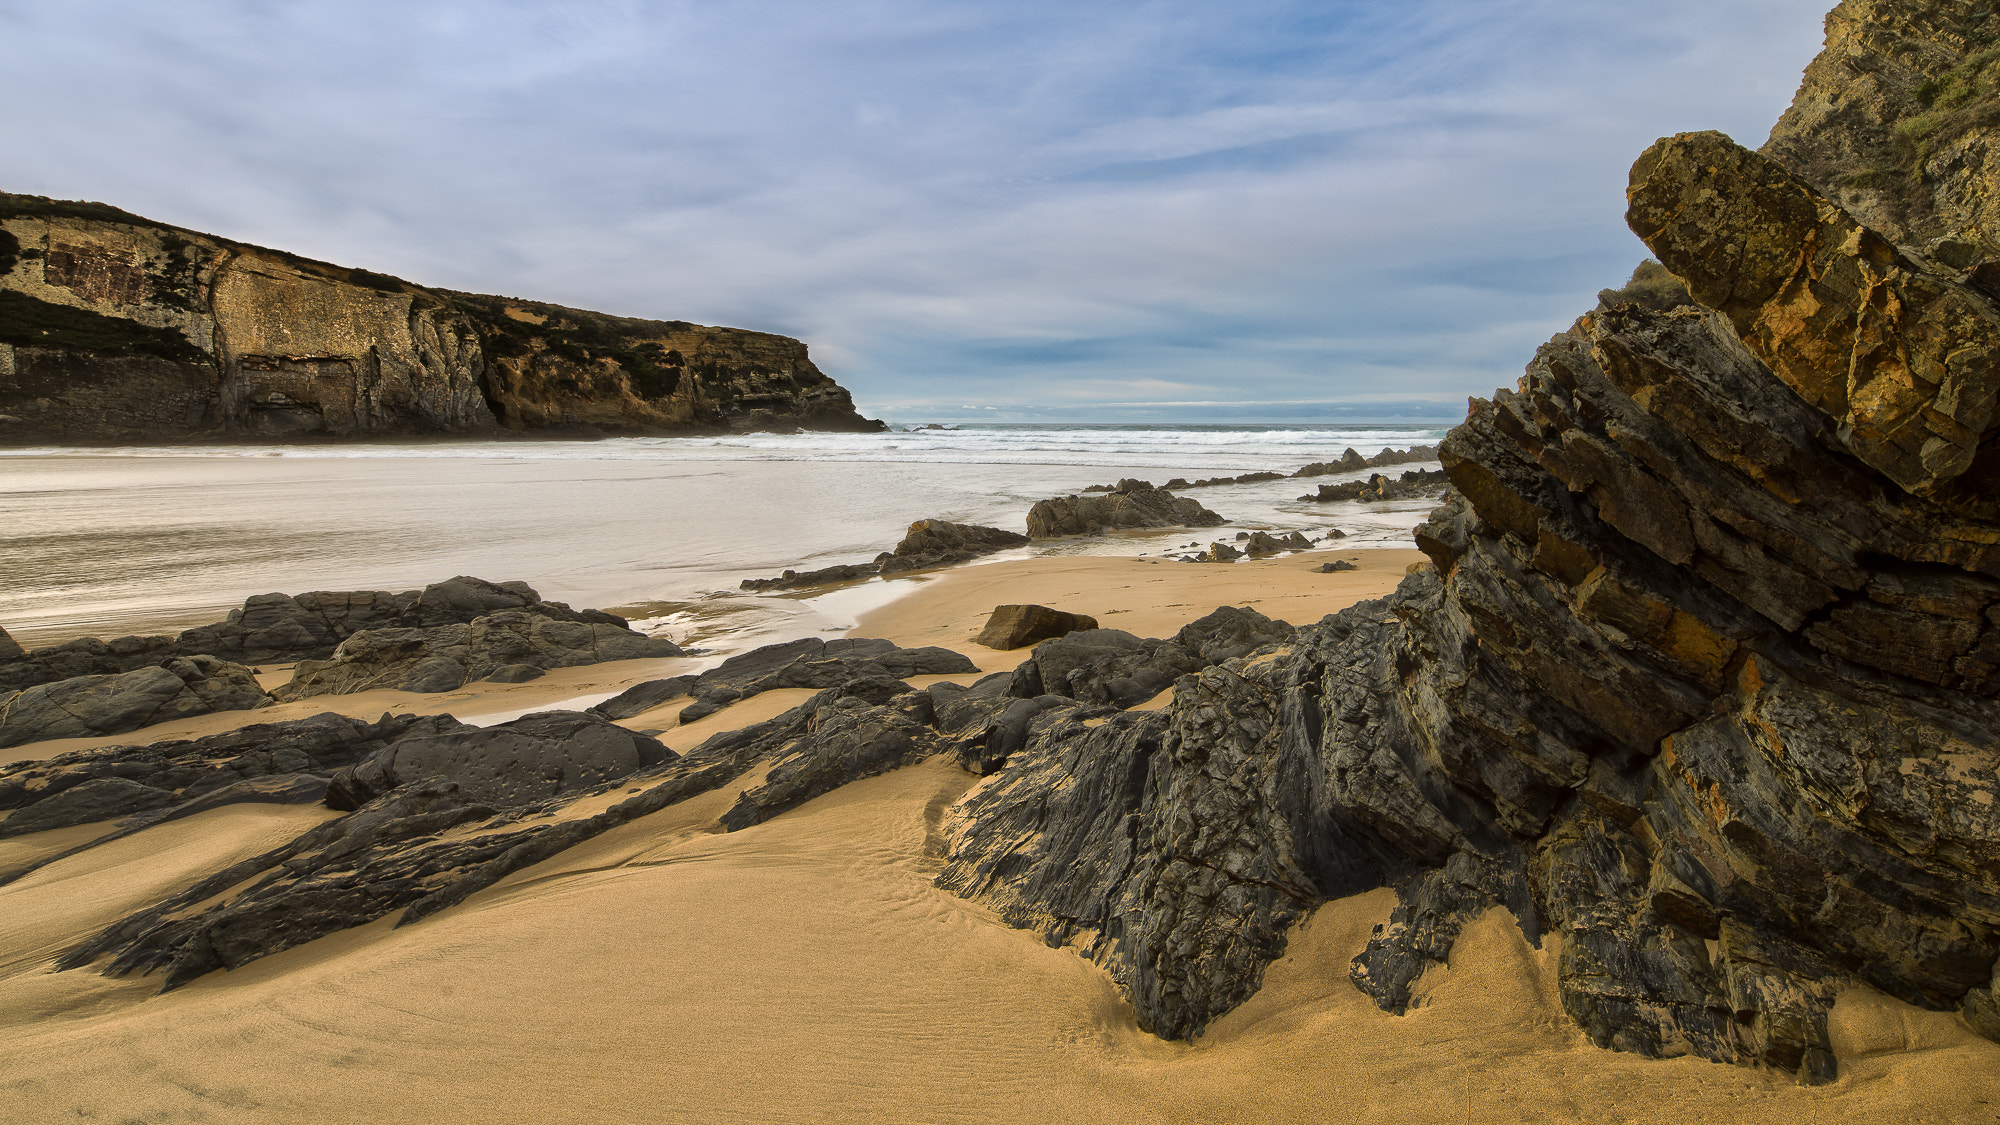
[1,550,1996,1122]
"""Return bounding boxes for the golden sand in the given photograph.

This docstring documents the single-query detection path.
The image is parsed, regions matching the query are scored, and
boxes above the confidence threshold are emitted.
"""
[1,551,1994,1122]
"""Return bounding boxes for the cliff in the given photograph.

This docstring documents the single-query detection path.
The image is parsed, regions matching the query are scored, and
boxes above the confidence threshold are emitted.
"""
[0,194,880,441]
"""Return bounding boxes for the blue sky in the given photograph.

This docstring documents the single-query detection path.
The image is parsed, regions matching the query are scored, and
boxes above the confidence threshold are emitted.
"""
[1,0,1830,423]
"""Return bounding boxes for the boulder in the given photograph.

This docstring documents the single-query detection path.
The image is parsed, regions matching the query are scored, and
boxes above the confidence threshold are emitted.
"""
[973,605,1100,650]
[1317,560,1358,573]
[0,657,273,749]
[1195,542,1242,563]
[1025,487,1225,539]
[0,624,22,660]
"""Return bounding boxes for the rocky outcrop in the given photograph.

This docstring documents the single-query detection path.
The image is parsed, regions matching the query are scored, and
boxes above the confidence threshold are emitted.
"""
[927,8,2000,1084]
[739,519,1028,591]
[0,656,270,749]
[0,576,636,694]
[588,636,977,724]
[276,611,684,700]
[1761,0,2000,256]
[0,193,879,442]
[1026,484,1225,539]
[877,520,1030,574]
[1297,468,1450,504]
[42,608,1305,991]
[0,710,432,858]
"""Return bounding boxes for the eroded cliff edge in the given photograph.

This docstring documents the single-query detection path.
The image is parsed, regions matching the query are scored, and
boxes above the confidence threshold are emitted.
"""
[934,1,2000,1085]
[0,195,880,441]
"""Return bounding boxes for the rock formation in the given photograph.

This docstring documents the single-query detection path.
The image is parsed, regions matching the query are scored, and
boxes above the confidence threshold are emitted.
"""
[1026,483,1225,538]
[973,605,1099,650]
[0,194,880,441]
[740,519,1029,591]
[929,2,2000,1086]
[0,656,270,749]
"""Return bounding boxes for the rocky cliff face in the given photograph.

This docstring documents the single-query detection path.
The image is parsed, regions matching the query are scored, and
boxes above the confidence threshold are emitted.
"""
[933,0,2000,1085]
[0,195,879,441]
[1764,0,2000,260]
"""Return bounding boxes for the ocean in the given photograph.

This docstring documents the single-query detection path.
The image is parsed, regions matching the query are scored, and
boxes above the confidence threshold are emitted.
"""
[0,423,1453,651]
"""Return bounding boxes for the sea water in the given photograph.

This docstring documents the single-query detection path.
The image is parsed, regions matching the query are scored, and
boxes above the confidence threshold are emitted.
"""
[0,423,1452,649]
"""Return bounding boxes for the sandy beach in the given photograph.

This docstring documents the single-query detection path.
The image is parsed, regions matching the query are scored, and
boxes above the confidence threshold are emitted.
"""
[2,547,1996,1122]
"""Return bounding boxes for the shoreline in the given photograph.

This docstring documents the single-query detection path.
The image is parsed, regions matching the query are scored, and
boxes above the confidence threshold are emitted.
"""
[0,547,1426,767]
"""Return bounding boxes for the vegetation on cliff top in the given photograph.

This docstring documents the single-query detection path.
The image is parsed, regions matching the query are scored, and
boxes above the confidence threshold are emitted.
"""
[0,289,209,364]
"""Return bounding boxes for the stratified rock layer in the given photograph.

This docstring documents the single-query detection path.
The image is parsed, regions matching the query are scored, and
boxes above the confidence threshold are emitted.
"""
[0,194,880,441]
[934,115,2000,1084]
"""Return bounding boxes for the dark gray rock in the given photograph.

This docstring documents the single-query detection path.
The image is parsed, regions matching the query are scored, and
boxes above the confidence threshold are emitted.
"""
[324,711,675,810]
[0,657,273,749]
[1026,487,1225,538]
[276,611,684,700]
[718,692,935,829]
[0,777,177,838]
[878,519,1030,575]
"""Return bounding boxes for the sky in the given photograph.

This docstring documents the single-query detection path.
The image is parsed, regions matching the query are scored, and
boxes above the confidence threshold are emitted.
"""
[1,0,1832,424]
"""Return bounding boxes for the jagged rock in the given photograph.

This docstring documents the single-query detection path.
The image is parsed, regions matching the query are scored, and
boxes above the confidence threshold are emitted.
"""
[1316,560,1358,573]
[1026,487,1225,538]
[1298,469,1450,504]
[718,690,935,829]
[0,656,272,749]
[1195,541,1242,563]
[1293,446,1440,478]
[1242,531,1313,555]
[586,636,977,725]
[0,711,446,873]
[878,519,1030,575]
[1323,528,1347,540]
[276,611,684,700]
[1629,130,2000,496]
[54,678,940,991]
[0,624,22,659]
[973,605,1100,650]
[930,33,2000,1078]
[0,192,881,442]
[1174,605,1296,664]
[324,711,674,810]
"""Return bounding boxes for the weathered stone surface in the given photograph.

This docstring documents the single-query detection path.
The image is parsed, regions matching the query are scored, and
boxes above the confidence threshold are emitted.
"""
[973,605,1099,650]
[0,711,444,874]
[0,624,21,659]
[1629,130,2000,496]
[586,636,977,725]
[324,711,674,810]
[1026,486,1225,538]
[0,193,881,442]
[0,656,272,749]
[276,611,684,700]
[0,777,178,839]
[55,674,944,991]
[878,519,1030,574]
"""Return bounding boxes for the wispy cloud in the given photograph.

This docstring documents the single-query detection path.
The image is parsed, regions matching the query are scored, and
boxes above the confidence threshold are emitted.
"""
[0,0,1830,422]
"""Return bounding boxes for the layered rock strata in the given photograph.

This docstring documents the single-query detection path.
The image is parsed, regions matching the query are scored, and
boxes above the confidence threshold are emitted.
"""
[0,194,879,441]
[929,119,2000,1084]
